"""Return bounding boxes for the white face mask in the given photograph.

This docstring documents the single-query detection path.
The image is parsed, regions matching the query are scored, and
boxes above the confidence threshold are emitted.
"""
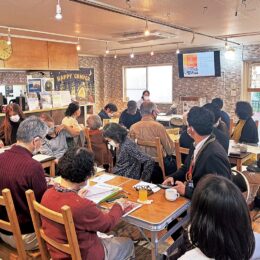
[143,96,150,101]
[10,115,20,123]
[109,140,117,148]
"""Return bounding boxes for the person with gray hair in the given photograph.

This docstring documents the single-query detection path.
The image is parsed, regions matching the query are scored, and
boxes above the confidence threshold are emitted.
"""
[119,100,141,129]
[129,101,176,182]
[0,116,48,250]
[86,115,113,169]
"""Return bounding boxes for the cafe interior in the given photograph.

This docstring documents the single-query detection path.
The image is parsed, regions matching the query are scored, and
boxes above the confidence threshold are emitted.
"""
[0,0,260,259]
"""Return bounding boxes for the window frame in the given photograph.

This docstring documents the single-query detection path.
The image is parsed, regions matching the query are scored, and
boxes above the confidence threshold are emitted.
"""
[248,62,260,92]
[122,63,173,103]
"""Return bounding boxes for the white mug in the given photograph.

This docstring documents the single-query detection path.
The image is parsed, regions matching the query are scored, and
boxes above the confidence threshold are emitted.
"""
[165,188,180,201]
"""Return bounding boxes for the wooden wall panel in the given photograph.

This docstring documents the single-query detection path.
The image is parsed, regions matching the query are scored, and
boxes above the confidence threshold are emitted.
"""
[4,38,49,69]
[48,42,79,70]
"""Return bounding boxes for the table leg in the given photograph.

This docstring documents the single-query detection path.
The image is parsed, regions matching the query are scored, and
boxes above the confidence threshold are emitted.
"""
[50,161,56,177]
[237,159,242,172]
[151,231,159,260]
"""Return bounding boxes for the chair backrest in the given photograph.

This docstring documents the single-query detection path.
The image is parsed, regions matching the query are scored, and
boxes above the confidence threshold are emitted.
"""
[26,190,82,260]
[135,137,166,179]
[166,128,180,135]
[255,120,259,129]
[84,128,92,151]
[231,169,250,202]
[103,119,110,126]
[174,141,190,169]
[0,189,27,259]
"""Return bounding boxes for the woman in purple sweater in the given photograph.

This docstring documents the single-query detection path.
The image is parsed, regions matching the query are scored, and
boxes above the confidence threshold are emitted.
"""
[41,147,134,260]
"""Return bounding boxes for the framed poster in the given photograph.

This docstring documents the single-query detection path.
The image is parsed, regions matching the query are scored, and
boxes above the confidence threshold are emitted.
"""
[27,79,42,93]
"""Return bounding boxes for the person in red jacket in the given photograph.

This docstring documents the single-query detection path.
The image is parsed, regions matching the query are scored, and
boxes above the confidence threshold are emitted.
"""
[41,147,135,260]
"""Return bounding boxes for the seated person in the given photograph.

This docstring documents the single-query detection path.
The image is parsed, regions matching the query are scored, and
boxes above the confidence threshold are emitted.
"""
[212,97,230,130]
[39,113,69,163]
[165,102,177,115]
[98,103,118,121]
[0,116,47,250]
[119,100,141,129]
[103,123,154,182]
[62,102,85,147]
[41,148,134,260]
[137,90,150,109]
[176,175,258,260]
[86,115,113,168]
[129,101,176,176]
[231,101,259,144]
[163,106,231,199]
[0,103,25,147]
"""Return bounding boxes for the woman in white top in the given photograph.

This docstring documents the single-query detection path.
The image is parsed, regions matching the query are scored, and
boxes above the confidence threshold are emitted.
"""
[137,90,150,109]
[178,174,256,260]
[62,102,85,147]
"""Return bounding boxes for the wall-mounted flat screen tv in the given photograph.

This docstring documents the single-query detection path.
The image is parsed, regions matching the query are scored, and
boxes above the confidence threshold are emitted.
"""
[178,51,221,78]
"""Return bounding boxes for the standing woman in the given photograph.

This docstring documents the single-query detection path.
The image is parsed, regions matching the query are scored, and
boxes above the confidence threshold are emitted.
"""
[137,90,150,109]
[0,103,25,147]
[231,101,259,144]
[103,123,154,182]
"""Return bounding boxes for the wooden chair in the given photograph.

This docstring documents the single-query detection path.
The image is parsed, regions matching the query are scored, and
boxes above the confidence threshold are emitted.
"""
[135,137,166,179]
[255,120,259,129]
[174,141,190,169]
[0,189,40,260]
[26,190,82,260]
[166,128,180,135]
[84,128,92,151]
[103,119,111,126]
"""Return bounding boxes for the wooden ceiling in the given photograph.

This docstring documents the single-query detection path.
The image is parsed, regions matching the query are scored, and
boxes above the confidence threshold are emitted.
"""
[1,0,260,56]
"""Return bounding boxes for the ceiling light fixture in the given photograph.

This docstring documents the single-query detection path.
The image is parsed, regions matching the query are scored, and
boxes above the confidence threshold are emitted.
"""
[76,38,81,51]
[190,32,195,44]
[130,48,134,58]
[225,38,229,49]
[55,0,63,20]
[105,41,110,54]
[225,46,235,60]
[144,20,150,36]
[150,46,154,56]
[7,28,11,45]
[176,43,180,54]
[114,50,117,59]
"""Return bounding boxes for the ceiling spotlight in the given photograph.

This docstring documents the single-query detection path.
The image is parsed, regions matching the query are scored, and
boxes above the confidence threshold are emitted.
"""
[190,32,195,44]
[7,28,11,45]
[176,43,180,54]
[225,46,235,60]
[76,38,81,51]
[55,0,62,20]
[144,20,150,36]
[114,51,117,59]
[150,46,154,56]
[130,48,134,58]
[105,42,110,54]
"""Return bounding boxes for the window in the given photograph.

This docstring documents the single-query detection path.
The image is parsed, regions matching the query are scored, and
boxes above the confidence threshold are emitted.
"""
[124,65,172,103]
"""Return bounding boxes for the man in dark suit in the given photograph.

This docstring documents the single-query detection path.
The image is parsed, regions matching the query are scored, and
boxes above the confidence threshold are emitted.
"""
[163,106,231,199]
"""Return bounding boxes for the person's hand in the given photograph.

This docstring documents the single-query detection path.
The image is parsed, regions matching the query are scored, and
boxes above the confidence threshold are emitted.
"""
[115,198,133,212]
[0,140,4,148]
[162,177,174,186]
[55,124,65,134]
[78,187,88,198]
[175,181,186,196]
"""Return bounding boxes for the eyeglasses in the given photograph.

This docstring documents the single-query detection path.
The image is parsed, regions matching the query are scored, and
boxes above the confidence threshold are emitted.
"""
[33,136,46,145]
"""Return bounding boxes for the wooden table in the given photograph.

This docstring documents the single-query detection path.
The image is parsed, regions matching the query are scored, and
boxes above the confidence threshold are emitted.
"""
[97,175,191,260]
[40,158,56,177]
[229,152,252,171]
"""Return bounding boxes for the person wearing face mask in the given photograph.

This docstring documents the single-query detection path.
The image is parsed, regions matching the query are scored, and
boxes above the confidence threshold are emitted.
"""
[98,103,118,122]
[0,116,48,250]
[39,113,70,163]
[103,123,154,182]
[137,90,150,109]
[0,103,25,147]
[129,101,176,181]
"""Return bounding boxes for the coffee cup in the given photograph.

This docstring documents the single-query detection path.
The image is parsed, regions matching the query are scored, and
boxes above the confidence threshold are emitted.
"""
[165,188,180,201]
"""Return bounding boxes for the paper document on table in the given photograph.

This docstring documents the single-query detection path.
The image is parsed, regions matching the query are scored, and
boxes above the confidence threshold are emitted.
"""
[33,154,55,162]
[122,201,142,217]
[96,167,106,173]
[92,174,115,183]
[0,146,11,154]
[133,181,161,193]
[85,183,122,204]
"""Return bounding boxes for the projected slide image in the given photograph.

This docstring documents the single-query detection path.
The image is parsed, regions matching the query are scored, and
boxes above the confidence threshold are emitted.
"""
[183,52,215,77]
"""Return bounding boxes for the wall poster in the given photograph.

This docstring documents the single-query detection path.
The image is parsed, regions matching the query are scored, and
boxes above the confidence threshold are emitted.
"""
[50,68,95,103]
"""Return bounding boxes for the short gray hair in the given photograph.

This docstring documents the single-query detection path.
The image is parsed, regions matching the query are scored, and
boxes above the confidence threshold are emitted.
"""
[87,115,102,130]
[17,116,48,143]
[140,101,157,116]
